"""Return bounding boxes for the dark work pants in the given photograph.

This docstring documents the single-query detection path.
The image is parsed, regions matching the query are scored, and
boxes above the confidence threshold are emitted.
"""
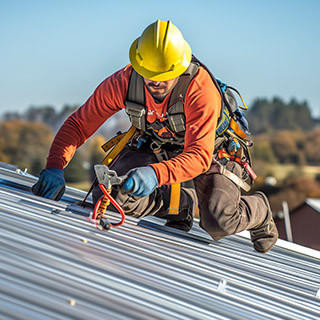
[193,161,268,240]
[93,147,197,221]
[93,147,269,240]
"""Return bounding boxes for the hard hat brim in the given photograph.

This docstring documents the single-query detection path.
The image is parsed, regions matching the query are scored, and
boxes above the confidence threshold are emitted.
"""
[129,38,192,81]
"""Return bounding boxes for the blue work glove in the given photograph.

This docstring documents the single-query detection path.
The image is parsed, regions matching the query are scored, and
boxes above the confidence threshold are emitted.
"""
[123,166,158,197]
[31,168,65,201]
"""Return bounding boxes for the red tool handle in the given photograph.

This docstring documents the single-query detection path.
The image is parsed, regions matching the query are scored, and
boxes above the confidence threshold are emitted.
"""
[92,184,125,227]
[243,161,257,180]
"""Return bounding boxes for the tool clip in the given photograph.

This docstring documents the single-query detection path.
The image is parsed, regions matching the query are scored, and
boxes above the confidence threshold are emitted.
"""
[94,165,127,189]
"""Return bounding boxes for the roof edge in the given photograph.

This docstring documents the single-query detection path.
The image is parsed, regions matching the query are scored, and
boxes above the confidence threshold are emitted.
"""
[237,231,320,260]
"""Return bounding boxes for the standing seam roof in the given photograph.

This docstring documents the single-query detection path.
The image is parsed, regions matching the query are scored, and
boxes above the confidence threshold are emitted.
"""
[0,166,320,320]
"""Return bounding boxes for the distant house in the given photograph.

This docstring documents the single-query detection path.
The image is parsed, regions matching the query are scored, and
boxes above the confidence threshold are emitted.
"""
[275,198,320,250]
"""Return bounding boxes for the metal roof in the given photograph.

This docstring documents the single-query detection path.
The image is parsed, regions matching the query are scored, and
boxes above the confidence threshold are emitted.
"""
[306,198,320,213]
[0,165,320,320]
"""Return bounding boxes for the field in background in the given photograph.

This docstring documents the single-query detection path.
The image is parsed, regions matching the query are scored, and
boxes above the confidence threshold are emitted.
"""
[265,164,320,181]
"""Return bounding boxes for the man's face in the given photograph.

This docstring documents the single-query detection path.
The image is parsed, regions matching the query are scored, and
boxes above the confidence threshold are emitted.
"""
[143,77,179,100]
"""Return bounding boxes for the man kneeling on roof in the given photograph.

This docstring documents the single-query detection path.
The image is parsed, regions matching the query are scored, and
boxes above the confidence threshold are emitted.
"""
[32,20,278,253]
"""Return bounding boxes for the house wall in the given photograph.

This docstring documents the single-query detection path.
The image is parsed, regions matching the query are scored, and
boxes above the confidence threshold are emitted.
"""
[275,205,320,250]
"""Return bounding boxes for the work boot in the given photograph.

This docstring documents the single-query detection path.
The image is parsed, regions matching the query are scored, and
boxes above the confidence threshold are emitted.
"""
[165,208,194,232]
[249,192,278,253]
[165,189,195,232]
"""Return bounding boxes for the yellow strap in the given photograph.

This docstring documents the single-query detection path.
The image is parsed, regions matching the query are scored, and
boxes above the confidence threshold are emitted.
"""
[229,118,247,139]
[101,132,128,152]
[168,183,181,215]
[101,126,137,166]
[238,93,248,110]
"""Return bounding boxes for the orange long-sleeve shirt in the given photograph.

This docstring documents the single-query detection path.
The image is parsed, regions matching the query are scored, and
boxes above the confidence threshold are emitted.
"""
[46,65,221,186]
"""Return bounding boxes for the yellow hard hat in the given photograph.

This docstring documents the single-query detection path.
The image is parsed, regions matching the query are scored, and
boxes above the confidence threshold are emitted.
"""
[129,20,192,81]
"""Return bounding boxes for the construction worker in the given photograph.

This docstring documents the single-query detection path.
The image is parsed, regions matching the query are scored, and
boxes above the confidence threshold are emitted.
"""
[32,20,278,253]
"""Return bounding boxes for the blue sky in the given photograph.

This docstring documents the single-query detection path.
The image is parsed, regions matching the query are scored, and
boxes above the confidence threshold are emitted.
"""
[1,0,320,116]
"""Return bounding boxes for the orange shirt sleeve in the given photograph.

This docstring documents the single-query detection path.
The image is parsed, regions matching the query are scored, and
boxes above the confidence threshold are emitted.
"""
[46,66,132,169]
[150,67,222,185]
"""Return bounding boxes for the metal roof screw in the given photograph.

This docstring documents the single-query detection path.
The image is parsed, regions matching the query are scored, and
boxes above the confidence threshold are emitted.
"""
[217,279,227,293]
[316,289,320,299]
[81,238,88,243]
[68,300,76,306]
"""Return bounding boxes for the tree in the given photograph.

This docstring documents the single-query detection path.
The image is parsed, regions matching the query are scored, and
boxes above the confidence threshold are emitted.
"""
[0,120,53,174]
[270,131,300,164]
[304,128,320,164]
[1,104,78,132]
[247,97,314,134]
[252,134,277,164]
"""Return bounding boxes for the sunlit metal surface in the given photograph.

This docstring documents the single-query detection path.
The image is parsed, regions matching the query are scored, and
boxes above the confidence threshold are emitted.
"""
[306,198,320,212]
[0,166,319,320]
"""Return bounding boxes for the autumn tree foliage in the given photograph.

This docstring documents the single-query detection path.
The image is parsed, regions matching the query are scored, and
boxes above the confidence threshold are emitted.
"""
[0,120,53,175]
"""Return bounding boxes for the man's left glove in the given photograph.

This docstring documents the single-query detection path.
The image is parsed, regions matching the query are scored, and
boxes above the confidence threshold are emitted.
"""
[32,168,66,201]
[123,166,158,197]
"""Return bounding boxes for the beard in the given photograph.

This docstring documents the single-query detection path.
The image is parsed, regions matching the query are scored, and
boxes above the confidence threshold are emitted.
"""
[146,85,169,100]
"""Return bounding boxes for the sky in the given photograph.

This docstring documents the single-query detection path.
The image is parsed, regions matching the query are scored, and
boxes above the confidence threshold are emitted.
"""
[1,0,320,117]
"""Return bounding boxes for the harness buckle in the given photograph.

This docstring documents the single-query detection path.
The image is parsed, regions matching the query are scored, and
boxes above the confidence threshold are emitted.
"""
[150,141,168,162]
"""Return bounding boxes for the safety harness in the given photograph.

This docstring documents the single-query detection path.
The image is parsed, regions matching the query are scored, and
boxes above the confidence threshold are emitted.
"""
[124,56,256,189]
[91,56,256,220]
[125,61,200,146]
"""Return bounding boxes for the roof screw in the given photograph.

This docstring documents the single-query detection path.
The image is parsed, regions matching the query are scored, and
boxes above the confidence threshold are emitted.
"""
[69,299,76,306]
[81,238,88,243]
[217,279,227,293]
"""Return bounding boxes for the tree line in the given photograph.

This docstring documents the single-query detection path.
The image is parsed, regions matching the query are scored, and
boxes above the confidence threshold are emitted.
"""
[247,97,316,134]
[0,97,319,184]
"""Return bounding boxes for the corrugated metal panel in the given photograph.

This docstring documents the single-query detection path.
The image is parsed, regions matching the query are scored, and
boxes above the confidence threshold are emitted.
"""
[0,167,320,320]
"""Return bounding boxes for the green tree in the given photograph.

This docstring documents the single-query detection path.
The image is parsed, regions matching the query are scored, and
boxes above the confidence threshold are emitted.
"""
[247,97,314,134]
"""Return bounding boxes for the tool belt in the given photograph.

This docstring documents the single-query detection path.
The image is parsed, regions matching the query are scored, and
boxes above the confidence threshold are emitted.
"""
[208,146,256,192]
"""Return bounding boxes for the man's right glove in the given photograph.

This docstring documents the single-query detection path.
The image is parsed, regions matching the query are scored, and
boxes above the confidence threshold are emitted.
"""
[32,168,66,201]
[123,166,158,197]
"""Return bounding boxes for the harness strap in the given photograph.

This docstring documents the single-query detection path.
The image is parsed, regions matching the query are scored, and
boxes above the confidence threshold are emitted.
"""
[127,69,145,105]
[148,140,181,215]
[166,62,199,133]
[209,158,251,192]
[125,70,146,131]
[81,126,137,206]
[101,126,137,166]
[229,118,248,139]
[101,132,128,152]
[168,183,181,215]
[125,62,199,138]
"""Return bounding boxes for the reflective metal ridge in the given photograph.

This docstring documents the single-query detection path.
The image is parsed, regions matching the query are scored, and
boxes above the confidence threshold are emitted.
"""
[0,167,319,320]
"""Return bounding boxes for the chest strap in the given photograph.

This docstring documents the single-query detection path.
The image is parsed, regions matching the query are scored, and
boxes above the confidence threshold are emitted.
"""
[125,62,199,137]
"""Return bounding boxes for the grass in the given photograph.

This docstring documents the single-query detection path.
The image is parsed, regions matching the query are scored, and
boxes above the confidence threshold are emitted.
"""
[262,164,320,181]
